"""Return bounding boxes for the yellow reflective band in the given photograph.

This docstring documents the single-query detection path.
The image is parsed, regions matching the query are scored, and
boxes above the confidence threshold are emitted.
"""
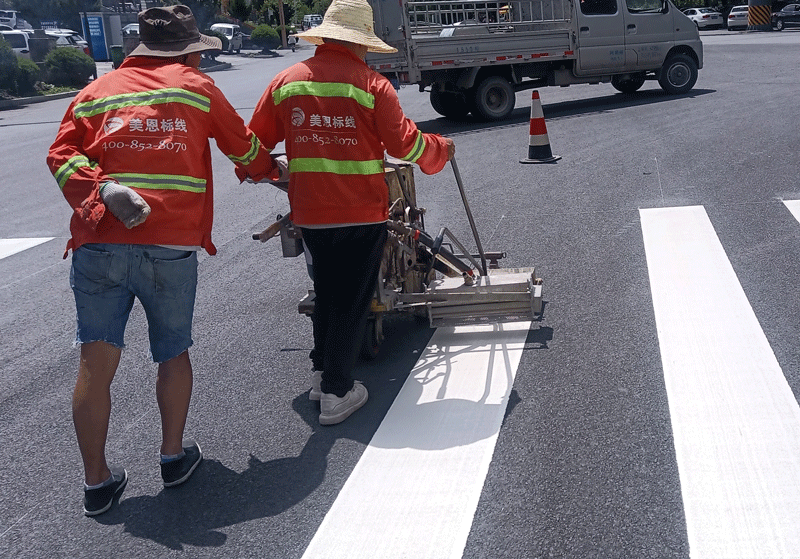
[73,88,211,119]
[227,135,262,165]
[289,158,384,175]
[109,173,206,193]
[272,81,375,109]
[400,131,425,163]
[54,155,96,190]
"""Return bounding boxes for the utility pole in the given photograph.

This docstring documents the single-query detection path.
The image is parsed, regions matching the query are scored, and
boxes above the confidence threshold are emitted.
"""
[277,0,287,49]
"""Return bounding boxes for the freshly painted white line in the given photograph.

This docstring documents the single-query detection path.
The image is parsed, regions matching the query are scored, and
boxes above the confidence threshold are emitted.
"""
[0,238,53,260]
[640,205,800,558]
[783,199,800,224]
[301,320,531,559]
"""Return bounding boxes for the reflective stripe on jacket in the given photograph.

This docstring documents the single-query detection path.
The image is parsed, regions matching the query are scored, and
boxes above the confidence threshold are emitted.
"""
[248,43,451,226]
[47,56,273,255]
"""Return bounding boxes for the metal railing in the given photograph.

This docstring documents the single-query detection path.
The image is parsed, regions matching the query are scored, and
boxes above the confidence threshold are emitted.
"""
[406,0,570,32]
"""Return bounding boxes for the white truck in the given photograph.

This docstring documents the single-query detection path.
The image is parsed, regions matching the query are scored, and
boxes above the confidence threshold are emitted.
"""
[365,0,703,120]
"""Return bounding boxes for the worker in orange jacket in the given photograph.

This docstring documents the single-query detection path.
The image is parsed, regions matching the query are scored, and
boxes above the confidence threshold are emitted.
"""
[47,5,274,516]
[247,0,455,426]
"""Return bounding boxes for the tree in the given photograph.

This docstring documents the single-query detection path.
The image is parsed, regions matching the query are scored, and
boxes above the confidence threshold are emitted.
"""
[228,0,250,22]
[162,0,221,31]
[12,0,101,31]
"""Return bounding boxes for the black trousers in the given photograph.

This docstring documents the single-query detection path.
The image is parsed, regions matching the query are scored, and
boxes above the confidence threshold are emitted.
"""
[301,224,387,397]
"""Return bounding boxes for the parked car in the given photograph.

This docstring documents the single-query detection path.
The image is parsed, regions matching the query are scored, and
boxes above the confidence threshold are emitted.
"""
[45,29,90,56]
[0,29,31,59]
[726,5,748,30]
[122,23,139,35]
[682,7,724,29]
[210,23,243,53]
[772,3,800,30]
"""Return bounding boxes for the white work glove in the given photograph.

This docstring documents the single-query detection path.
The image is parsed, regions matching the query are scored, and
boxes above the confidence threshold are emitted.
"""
[268,155,289,190]
[99,181,151,229]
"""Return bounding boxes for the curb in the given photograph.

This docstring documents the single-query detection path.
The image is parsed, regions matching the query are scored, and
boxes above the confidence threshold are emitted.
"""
[0,90,77,110]
[0,61,232,110]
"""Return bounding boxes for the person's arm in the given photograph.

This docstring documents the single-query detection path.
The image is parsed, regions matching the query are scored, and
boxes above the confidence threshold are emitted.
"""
[47,104,118,232]
[373,78,454,175]
[209,87,276,183]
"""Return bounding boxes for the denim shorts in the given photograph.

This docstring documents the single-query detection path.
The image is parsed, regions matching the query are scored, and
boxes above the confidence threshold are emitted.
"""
[70,243,198,363]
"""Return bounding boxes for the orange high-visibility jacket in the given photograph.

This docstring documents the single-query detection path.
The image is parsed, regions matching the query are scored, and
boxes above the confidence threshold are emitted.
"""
[248,44,451,227]
[47,56,274,256]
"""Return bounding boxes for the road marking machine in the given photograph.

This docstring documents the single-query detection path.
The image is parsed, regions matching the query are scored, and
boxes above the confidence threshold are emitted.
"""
[253,157,543,357]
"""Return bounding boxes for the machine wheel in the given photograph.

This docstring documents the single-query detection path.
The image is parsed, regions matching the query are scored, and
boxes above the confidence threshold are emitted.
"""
[361,316,384,360]
[776,19,784,30]
[430,88,471,119]
[658,53,698,95]
[611,74,646,93]
[471,76,516,121]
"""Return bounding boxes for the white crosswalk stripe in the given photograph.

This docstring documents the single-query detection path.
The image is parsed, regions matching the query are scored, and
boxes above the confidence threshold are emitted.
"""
[640,205,800,558]
[302,321,531,559]
[0,237,53,260]
[783,199,800,224]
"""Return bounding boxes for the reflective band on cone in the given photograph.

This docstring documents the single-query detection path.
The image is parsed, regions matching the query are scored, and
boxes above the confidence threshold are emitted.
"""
[520,91,560,164]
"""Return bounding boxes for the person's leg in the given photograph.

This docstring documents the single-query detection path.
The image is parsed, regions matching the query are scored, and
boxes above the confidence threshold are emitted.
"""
[301,229,331,375]
[319,224,387,397]
[72,341,121,486]
[133,246,198,464]
[70,244,133,487]
[157,350,193,456]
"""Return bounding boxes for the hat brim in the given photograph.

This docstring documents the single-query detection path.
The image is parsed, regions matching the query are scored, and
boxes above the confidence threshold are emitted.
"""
[297,23,397,53]
[130,32,222,58]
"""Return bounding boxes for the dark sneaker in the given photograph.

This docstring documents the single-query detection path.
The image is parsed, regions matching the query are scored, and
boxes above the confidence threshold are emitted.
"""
[83,467,128,516]
[161,440,202,487]
[319,382,368,425]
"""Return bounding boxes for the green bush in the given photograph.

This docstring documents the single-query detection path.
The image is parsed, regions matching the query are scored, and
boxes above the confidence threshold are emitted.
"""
[0,38,17,92]
[250,25,280,51]
[14,57,39,95]
[43,48,96,87]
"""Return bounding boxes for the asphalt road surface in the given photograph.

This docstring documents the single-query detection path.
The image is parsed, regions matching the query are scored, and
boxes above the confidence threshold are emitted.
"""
[2,29,800,558]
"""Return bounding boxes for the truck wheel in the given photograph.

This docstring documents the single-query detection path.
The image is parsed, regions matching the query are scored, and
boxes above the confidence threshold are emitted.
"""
[430,88,471,119]
[658,54,698,95]
[611,74,645,94]
[472,76,515,121]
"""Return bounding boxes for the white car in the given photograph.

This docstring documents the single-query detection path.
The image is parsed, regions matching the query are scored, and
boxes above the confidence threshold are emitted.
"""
[209,23,243,54]
[45,29,91,56]
[1,29,31,59]
[682,7,724,29]
[727,5,748,30]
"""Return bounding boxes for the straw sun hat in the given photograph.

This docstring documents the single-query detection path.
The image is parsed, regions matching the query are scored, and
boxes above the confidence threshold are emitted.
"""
[296,0,397,53]
[130,5,222,58]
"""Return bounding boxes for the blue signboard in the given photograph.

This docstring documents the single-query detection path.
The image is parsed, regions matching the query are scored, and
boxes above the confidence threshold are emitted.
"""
[82,14,109,61]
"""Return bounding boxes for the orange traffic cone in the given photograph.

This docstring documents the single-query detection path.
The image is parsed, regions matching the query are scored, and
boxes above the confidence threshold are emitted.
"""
[520,91,560,164]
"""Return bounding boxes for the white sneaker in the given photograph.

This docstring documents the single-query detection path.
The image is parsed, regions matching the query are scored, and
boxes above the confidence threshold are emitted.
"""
[309,369,323,401]
[319,382,368,425]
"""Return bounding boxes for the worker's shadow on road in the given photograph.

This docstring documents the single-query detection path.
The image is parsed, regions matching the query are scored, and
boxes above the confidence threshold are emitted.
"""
[102,316,552,550]
[417,88,714,137]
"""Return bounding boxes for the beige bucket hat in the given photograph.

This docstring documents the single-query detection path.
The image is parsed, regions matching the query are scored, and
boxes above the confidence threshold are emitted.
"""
[296,0,397,53]
[130,5,222,58]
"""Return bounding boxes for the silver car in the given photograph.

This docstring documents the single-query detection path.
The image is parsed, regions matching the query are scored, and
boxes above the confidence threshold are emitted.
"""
[727,5,748,30]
